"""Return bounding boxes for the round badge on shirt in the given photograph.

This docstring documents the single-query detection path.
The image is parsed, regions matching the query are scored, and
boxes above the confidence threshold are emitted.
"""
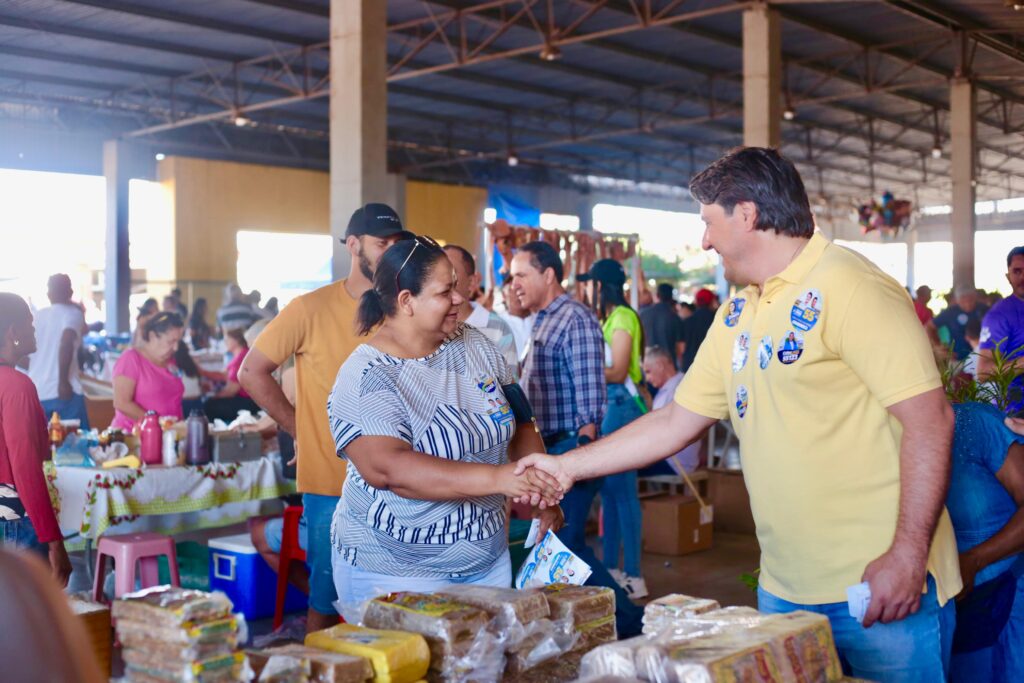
[735,385,749,419]
[791,288,823,332]
[758,335,773,370]
[724,298,745,327]
[957,313,969,326]
[776,330,805,365]
[732,331,751,372]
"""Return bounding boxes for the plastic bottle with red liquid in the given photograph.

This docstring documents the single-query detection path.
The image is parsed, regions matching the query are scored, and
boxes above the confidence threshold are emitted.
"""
[139,411,163,466]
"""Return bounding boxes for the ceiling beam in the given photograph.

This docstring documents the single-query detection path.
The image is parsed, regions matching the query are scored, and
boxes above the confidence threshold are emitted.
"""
[0,12,247,62]
[240,0,328,19]
[55,0,316,45]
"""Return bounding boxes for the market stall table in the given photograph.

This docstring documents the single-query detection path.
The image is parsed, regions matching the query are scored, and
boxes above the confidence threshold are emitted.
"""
[45,456,293,580]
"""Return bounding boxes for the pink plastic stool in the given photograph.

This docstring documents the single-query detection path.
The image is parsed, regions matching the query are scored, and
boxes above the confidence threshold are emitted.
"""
[91,532,180,603]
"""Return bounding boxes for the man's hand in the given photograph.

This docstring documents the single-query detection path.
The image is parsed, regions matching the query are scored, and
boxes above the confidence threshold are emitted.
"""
[534,504,565,541]
[861,546,928,627]
[495,463,562,508]
[58,379,73,401]
[513,453,576,496]
[49,541,72,588]
[1006,416,1024,437]
[956,550,983,601]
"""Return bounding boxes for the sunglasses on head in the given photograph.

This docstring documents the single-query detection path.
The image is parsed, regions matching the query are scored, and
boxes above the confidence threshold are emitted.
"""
[395,235,441,291]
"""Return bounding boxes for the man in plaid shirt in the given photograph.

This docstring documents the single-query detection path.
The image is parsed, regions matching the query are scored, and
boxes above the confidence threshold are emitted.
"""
[511,240,644,637]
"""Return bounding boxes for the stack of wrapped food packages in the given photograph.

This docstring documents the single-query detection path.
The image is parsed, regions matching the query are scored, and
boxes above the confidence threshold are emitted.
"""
[580,594,846,683]
[112,586,251,683]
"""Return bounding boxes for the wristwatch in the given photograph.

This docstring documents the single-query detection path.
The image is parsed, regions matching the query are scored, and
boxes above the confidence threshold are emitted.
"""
[577,434,594,446]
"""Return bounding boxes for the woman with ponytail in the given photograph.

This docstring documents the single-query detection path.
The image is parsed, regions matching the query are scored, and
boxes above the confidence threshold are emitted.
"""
[327,236,564,615]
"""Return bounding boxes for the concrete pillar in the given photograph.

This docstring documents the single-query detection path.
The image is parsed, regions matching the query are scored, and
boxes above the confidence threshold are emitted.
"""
[950,76,976,289]
[743,4,782,149]
[103,140,131,334]
[906,227,917,291]
[330,0,389,280]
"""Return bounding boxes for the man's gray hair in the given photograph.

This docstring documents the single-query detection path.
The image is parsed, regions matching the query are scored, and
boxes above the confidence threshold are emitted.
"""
[645,345,675,365]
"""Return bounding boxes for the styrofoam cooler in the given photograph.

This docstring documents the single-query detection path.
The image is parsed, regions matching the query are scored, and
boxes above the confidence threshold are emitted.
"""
[208,533,307,621]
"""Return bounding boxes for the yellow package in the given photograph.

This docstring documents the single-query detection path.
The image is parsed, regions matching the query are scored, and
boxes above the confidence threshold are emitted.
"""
[306,623,429,683]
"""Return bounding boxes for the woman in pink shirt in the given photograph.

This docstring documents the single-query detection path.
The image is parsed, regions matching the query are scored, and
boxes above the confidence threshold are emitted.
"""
[202,328,258,423]
[111,312,185,431]
[0,293,72,586]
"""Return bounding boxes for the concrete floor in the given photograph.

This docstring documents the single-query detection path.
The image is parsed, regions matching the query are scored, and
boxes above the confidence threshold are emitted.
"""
[635,532,761,609]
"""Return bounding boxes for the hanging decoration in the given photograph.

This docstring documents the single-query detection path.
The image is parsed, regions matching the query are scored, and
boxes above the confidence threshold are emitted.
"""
[855,191,913,236]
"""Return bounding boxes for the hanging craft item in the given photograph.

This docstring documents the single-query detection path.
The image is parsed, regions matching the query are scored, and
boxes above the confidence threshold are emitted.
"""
[855,191,913,236]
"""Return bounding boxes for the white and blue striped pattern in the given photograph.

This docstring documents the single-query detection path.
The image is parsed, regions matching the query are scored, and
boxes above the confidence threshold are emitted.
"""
[327,325,516,578]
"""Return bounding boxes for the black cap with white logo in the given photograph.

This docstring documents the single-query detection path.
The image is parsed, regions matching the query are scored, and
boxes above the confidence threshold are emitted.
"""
[345,203,414,240]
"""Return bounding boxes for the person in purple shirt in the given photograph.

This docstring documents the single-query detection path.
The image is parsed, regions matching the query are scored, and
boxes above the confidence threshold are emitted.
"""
[979,247,1024,412]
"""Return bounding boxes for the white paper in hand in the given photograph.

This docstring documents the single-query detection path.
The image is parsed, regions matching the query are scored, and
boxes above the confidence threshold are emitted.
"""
[515,530,592,589]
[524,518,541,549]
[847,582,872,624]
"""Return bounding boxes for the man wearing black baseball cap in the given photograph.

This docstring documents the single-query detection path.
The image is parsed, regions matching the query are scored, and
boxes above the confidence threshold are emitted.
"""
[240,202,409,633]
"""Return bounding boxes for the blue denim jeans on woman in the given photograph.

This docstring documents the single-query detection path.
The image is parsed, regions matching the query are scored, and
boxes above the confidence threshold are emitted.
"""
[0,517,48,558]
[758,576,955,683]
[599,382,644,577]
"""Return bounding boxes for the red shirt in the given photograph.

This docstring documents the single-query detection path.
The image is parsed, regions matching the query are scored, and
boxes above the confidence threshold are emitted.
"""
[914,300,934,326]
[0,366,61,543]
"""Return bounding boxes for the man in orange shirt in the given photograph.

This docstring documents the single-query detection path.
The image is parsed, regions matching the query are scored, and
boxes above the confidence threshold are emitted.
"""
[240,204,411,632]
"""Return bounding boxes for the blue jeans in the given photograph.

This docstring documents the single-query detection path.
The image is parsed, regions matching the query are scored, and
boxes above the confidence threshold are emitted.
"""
[548,434,644,638]
[40,394,90,431]
[600,383,644,577]
[0,517,48,558]
[302,493,340,615]
[758,577,955,683]
[332,550,512,624]
[950,574,1024,683]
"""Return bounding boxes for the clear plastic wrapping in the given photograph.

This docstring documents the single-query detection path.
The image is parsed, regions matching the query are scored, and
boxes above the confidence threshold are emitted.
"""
[633,611,842,683]
[255,654,310,683]
[113,586,235,627]
[116,615,246,663]
[579,635,654,679]
[502,618,578,676]
[248,645,374,683]
[361,593,491,676]
[123,651,252,683]
[304,623,430,683]
[435,586,550,629]
[501,649,584,683]
[539,585,615,627]
[641,595,720,636]
[573,616,618,653]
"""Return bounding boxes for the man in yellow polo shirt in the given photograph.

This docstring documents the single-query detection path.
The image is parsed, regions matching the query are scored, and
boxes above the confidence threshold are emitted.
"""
[513,148,961,681]
[240,203,412,633]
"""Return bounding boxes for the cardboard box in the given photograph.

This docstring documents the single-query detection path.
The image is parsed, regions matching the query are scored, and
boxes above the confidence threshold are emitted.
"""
[708,468,757,535]
[67,593,112,677]
[640,495,713,556]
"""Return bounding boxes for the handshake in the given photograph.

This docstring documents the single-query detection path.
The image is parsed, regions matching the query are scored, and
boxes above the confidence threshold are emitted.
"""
[497,453,578,509]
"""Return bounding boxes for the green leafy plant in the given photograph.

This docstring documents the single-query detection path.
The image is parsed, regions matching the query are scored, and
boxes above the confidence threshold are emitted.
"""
[740,568,760,592]
[942,342,1024,411]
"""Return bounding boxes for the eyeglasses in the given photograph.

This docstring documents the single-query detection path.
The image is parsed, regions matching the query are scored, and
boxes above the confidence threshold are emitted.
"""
[394,235,441,292]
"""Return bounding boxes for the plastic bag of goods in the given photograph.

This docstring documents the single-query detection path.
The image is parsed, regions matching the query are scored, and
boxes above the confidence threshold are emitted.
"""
[248,644,374,683]
[304,623,429,683]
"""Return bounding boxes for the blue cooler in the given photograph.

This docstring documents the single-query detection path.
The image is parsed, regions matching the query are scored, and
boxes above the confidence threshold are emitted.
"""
[208,533,307,621]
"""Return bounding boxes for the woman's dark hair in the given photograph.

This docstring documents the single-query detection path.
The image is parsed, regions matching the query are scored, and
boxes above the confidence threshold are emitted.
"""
[142,311,184,341]
[224,327,248,349]
[590,279,645,359]
[173,341,200,378]
[356,237,447,336]
[189,298,208,328]
[0,292,30,341]
[518,241,564,282]
[689,147,814,239]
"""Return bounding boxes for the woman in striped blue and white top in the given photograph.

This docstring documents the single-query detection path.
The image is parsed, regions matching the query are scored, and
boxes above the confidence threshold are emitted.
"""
[326,236,563,618]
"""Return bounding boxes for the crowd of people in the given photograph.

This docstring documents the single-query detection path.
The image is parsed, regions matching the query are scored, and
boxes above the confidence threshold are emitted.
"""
[2,146,1024,682]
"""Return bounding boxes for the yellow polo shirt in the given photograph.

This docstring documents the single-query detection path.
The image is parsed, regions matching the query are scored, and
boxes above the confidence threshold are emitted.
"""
[253,280,360,497]
[675,233,961,605]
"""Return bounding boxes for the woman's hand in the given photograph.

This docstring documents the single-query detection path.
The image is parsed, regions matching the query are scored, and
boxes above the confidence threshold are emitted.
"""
[494,463,563,508]
[534,504,565,541]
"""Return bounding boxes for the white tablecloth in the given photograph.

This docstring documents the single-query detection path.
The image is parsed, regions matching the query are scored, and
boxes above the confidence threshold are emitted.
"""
[46,457,293,542]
